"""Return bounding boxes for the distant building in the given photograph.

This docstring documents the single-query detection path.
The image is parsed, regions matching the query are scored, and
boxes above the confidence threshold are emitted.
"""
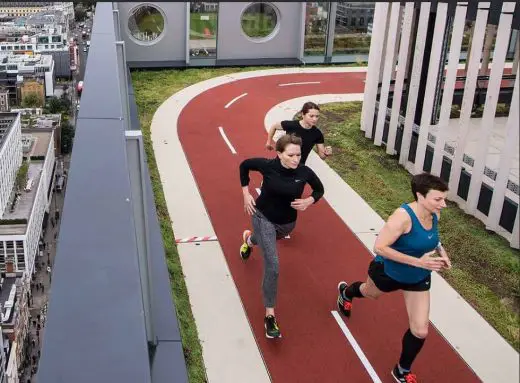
[336,2,375,32]
[0,89,8,112]
[0,53,55,106]
[0,112,55,275]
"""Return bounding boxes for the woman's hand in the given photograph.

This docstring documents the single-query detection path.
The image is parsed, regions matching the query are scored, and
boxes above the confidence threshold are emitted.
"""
[265,141,275,151]
[324,146,332,156]
[417,251,446,272]
[291,197,314,211]
[243,190,256,215]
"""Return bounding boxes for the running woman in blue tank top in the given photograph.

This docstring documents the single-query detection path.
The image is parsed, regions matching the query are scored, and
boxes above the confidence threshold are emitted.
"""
[336,173,451,383]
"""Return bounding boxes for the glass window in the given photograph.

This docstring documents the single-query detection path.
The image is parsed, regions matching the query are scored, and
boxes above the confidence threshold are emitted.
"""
[304,2,329,56]
[128,4,165,43]
[189,2,218,58]
[241,2,278,40]
[333,2,373,56]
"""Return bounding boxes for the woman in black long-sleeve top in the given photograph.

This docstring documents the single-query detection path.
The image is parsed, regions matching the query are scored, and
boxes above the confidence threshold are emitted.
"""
[239,133,324,339]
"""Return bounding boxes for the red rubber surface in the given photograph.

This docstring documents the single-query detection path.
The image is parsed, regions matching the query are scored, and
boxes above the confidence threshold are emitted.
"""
[178,72,480,382]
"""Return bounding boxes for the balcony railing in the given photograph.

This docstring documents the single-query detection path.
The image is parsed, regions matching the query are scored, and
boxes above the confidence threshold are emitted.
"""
[36,3,188,382]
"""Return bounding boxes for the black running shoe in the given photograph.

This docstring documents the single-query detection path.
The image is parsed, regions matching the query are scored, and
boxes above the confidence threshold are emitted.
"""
[239,230,252,260]
[391,365,418,383]
[264,315,281,339]
[337,281,352,317]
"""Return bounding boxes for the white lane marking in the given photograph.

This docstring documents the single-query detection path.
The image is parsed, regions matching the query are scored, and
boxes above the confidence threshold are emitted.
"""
[331,311,382,383]
[278,81,321,87]
[224,92,248,109]
[218,127,237,154]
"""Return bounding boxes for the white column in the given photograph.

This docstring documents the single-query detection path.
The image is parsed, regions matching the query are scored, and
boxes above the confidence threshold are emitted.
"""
[465,3,516,214]
[431,3,468,175]
[399,3,431,166]
[374,2,401,146]
[448,3,489,199]
[414,2,449,174]
[485,67,519,231]
[387,3,415,155]
[360,3,389,133]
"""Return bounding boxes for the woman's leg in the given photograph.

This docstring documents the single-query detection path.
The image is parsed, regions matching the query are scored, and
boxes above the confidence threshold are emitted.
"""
[251,213,280,315]
[398,290,430,373]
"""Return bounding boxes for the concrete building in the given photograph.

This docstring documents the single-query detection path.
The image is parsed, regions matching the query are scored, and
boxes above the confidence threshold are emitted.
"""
[361,2,519,248]
[0,3,54,18]
[0,274,30,382]
[0,329,6,383]
[0,89,8,112]
[336,2,375,32]
[0,114,22,219]
[0,53,55,106]
[0,113,55,275]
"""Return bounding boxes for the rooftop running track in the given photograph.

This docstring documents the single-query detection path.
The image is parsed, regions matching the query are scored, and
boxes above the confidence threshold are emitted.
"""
[150,67,518,383]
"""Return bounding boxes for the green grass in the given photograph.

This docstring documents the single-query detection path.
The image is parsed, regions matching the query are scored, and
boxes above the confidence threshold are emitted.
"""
[131,66,292,383]
[316,102,520,350]
[130,65,519,382]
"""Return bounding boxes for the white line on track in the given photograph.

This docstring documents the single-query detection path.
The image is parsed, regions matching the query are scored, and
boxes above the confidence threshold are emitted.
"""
[224,92,248,108]
[218,126,237,154]
[331,311,382,383]
[278,81,321,87]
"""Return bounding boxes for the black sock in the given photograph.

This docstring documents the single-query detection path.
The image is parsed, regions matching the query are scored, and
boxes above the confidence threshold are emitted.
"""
[398,329,426,371]
[344,281,364,299]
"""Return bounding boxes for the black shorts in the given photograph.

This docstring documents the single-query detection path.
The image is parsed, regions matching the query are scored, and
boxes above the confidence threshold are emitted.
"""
[368,260,431,293]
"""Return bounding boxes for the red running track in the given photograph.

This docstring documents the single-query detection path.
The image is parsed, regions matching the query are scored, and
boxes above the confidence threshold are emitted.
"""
[177,72,480,382]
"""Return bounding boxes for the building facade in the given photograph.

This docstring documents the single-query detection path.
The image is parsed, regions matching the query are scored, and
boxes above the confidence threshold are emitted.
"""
[0,114,22,219]
[361,2,519,248]
[0,113,55,275]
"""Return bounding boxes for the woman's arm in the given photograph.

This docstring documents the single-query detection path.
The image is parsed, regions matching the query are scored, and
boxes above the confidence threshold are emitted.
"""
[266,122,283,150]
[290,168,324,211]
[239,158,269,215]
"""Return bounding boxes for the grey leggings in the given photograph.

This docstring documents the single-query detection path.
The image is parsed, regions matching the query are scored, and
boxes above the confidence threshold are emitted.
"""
[250,211,296,308]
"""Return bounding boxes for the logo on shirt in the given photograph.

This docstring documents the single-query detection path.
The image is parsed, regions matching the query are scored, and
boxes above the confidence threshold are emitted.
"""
[295,179,302,183]
[428,234,434,239]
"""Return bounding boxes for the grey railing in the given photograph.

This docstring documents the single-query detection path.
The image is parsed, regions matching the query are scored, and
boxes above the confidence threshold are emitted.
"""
[36,3,188,382]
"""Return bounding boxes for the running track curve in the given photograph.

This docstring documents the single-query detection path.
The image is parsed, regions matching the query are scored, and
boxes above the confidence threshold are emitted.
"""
[177,72,479,383]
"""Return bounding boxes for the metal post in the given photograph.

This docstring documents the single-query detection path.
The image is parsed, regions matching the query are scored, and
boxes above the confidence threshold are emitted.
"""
[113,9,121,41]
[325,2,337,62]
[115,41,131,129]
[125,130,156,347]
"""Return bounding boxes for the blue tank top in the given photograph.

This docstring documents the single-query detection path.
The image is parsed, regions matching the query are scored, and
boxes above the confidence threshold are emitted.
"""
[375,203,439,283]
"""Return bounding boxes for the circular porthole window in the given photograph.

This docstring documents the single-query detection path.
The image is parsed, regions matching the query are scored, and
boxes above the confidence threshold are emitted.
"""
[128,4,165,43]
[241,2,279,41]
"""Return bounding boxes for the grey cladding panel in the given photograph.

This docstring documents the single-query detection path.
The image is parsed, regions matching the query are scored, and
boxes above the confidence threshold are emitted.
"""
[37,119,151,383]
[118,2,187,63]
[217,2,303,60]
[78,28,123,119]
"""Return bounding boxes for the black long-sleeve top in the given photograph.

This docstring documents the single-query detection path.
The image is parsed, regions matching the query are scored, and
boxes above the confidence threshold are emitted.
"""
[239,157,324,224]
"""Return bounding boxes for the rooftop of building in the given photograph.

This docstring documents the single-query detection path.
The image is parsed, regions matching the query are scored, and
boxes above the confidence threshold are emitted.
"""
[22,128,52,157]
[0,52,53,66]
[0,275,17,325]
[20,113,60,130]
[1,160,43,224]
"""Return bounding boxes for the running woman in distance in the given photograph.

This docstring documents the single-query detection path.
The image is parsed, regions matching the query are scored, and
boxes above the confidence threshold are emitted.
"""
[239,134,324,339]
[266,102,332,165]
[336,173,451,383]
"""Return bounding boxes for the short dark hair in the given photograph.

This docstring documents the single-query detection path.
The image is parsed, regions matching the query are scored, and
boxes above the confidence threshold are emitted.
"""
[411,173,449,200]
[276,133,302,152]
[301,101,320,115]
